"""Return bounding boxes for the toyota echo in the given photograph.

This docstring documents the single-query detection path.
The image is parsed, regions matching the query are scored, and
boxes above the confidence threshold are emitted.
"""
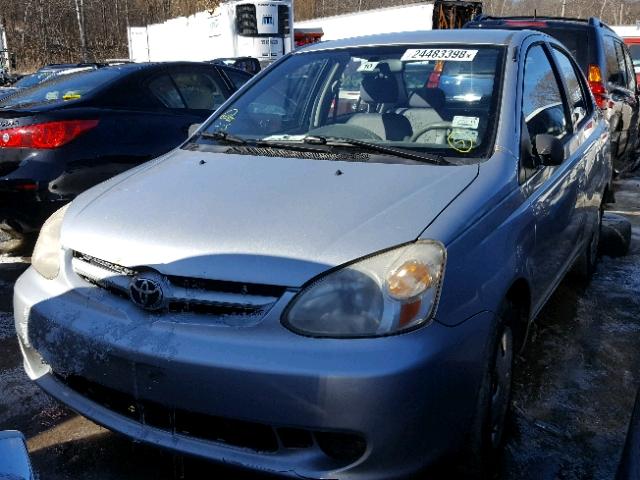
[14,30,611,479]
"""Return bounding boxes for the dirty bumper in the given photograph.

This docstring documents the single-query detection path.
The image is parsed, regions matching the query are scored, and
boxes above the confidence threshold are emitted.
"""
[14,267,493,480]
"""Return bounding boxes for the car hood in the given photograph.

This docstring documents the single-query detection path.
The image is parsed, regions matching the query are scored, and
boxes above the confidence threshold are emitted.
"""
[64,149,478,287]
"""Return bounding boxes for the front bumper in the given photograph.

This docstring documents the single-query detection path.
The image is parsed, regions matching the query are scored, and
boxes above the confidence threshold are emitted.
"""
[14,266,495,480]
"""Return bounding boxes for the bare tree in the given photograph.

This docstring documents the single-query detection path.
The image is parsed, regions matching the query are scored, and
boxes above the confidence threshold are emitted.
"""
[73,0,88,61]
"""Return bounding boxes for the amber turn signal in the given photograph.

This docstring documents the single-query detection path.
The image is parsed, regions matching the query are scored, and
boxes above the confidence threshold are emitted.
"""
[386,260,434,300]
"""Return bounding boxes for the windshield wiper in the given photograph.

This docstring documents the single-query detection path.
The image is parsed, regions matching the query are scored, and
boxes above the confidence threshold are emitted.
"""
[198,131,340,154]
[198,130,248,145]
[254,139,342,154]
[303,135,451,165]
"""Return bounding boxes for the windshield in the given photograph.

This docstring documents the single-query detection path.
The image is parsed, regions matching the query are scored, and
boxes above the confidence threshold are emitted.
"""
[0,69,121,108]
[197,45,505,161]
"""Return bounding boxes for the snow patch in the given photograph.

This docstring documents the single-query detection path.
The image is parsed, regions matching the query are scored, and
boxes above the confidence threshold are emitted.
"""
[0,366,54,425]
[0,256,29,264]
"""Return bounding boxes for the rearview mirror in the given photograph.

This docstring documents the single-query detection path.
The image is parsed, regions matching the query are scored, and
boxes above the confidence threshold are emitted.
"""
[188,123,201,138]
[534,134,564,166]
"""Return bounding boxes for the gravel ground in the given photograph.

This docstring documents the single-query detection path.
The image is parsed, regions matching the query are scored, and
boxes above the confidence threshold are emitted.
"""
[0,175,639,479]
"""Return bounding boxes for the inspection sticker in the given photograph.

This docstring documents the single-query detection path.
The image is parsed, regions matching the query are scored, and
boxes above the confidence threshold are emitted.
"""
[357,61,379,72]
[450,128,479,142]
[401,48,478,62]
[452,116,480,129]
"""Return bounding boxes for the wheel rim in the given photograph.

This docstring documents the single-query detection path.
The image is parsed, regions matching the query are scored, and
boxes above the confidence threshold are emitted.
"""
[490,326,513,448]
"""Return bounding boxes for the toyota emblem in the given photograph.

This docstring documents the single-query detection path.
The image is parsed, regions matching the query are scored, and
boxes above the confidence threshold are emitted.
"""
[129,275,166,311]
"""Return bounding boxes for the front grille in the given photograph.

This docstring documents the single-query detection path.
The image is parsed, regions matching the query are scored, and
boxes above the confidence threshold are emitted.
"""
[56,373,365,463]
[72,252,286,318]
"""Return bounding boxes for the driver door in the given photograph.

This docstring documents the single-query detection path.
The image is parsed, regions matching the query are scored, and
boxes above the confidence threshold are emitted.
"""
[521,44,586,310]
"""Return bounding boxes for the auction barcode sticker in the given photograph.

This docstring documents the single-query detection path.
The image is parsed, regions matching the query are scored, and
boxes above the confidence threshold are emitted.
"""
[401,49,478,62]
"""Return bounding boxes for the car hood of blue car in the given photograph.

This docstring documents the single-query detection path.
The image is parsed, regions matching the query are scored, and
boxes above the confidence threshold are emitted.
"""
[63,148,479,287]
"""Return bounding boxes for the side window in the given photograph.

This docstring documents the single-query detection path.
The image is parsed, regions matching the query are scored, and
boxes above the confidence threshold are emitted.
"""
[103,78,162,110]
[605,37,624,86]
[522,45,569,142]
[614,41,630,88]
[224,69,252,90]
[627,50,638,90]
[552,47,590,127]
[148,74,185,108]
[621,44,637,91]
[170,70,227,110]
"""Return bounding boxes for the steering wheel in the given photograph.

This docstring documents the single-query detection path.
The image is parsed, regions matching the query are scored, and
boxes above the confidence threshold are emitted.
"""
[410,122,453,143]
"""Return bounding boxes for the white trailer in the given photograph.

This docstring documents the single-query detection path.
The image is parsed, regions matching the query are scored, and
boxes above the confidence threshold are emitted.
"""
[128,0,294,64]
[294,1,482,45]
[295,3,435,42]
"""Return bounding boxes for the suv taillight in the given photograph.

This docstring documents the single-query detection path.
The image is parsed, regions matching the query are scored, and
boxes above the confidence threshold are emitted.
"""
[0,119,99,149]
[588,64,609,109]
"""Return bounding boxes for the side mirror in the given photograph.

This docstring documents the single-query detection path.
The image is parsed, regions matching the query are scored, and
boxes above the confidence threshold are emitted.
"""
[188,123,201,138]
[534,134,564,166]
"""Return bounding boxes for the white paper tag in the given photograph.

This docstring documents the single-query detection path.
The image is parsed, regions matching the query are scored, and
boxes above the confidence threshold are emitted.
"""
[401,48,478,62]
[452,116,480,129]
[357,61,379,72]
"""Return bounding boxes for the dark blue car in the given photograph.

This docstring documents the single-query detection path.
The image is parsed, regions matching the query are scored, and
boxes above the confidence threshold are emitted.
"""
[0,62,251,252]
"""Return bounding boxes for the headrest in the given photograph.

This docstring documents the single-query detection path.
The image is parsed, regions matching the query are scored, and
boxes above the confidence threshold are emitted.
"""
[378,60,403,73]
[360,64,400,104]
[408,88,445,109]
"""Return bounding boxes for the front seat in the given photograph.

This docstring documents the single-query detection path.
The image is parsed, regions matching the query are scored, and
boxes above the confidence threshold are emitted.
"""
[347,64,412,141]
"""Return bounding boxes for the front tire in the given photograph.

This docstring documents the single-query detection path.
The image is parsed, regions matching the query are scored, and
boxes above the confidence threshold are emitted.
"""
[460,301,516,478]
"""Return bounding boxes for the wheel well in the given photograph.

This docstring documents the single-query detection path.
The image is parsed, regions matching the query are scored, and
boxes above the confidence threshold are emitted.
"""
[505,278,531,350]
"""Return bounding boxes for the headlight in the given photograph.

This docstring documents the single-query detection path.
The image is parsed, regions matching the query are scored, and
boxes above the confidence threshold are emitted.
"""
[32,205,69,280]
[283,241,446,338]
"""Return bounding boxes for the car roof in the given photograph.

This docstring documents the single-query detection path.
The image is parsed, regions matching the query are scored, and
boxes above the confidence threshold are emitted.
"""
[40,63,99,70]
[297,29,530,53]
[94,61,224,74]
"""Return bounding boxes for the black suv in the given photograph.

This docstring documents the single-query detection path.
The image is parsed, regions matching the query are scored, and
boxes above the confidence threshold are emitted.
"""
[465,16,640,174]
